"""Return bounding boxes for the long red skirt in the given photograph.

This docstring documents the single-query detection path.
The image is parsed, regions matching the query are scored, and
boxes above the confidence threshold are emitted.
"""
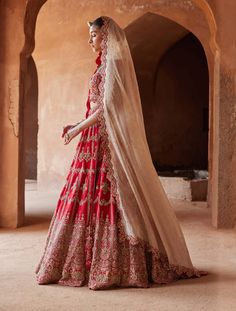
[35,122,203,290]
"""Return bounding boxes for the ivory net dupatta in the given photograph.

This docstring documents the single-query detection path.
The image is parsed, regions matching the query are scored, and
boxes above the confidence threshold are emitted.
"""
[97,16,194,269]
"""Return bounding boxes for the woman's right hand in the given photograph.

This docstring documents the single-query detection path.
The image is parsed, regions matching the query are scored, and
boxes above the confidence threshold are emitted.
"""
[61,125,74,138]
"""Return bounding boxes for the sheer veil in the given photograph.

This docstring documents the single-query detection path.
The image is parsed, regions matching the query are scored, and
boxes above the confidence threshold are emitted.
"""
[96,16,196,270]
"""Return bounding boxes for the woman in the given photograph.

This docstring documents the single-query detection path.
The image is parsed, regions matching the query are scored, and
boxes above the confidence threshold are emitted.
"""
[35,16,207,290]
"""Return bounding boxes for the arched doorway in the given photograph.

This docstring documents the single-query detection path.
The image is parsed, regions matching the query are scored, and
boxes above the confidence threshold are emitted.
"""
[125,13,209,201]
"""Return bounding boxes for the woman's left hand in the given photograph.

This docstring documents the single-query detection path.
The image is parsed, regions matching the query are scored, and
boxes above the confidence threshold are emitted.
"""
[64,125,81,145]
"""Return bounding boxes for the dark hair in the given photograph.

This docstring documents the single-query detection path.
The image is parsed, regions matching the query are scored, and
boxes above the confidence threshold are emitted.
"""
[88,17,104,28]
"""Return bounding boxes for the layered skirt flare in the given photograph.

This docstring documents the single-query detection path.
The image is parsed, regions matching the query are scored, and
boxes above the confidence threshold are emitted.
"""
[35,123,203,290]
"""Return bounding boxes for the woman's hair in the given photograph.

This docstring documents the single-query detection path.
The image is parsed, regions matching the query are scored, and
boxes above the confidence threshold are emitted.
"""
[87,17,104,28]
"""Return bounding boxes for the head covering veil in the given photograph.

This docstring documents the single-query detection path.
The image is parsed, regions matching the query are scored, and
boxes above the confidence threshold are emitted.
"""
[95,16,199,272]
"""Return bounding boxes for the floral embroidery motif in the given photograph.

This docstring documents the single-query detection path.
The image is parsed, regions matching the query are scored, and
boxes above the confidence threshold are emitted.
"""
[35,209,203,290]
[80,134,98,142]
[100,181,110,194]
[93,197,112,206]
[78,149,97,162]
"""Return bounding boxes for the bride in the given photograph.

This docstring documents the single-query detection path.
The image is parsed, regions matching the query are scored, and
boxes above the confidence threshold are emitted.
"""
[35,16,207,290]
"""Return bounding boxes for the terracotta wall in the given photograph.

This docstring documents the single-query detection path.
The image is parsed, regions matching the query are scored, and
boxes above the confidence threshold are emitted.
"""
[33,1,140,190]
[211,0,236,227]
[32,0,236,227]
[33,2,210,190]
[1,0,236,228]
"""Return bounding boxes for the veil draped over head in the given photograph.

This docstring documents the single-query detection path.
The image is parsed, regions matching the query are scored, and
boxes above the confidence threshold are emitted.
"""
[96,16,196,270]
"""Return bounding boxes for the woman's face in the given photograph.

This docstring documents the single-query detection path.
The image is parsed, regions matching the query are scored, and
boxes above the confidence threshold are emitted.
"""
[88,25,103,53]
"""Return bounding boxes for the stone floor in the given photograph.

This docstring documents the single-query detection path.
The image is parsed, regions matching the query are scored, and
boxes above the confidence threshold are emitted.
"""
[0,182,236,311]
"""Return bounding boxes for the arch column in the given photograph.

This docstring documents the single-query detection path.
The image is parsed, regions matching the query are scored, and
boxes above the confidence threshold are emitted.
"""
[0,0,46,228]
[0,0,27,228]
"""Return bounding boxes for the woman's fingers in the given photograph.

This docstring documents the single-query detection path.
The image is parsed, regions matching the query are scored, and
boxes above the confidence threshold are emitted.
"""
[61,128,66,138]
[62,126,69,138]
[63,126,80,145]
[64,137,73,145]
[61,125,70,138]
[64,132,74,145]
[64,133,69,144]
[61,125,72,138]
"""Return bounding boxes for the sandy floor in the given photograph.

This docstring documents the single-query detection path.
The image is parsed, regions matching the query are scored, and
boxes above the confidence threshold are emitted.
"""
[1,182,236,311]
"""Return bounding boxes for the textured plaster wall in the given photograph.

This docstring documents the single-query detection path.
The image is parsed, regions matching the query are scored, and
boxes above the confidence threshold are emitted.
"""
[0,0,26,227]
[34,1,212,191]
[32,0,236,228]
[212,0,236,227]
[33,1,144,191]
[1,0,236,228]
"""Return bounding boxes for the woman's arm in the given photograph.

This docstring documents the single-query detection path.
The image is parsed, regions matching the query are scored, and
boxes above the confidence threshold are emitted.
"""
[75,108,100,132]
[64,108,100,144]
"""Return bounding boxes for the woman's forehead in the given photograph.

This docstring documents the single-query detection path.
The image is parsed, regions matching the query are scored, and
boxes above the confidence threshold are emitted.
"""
[89,25,100,34]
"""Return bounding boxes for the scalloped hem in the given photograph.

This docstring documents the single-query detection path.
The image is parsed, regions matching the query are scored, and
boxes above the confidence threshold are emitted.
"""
[35,213,208,291]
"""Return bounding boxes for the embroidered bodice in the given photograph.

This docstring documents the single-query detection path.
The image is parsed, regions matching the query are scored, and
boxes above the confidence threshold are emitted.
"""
[86,52,103,116]
[88,68,102,103]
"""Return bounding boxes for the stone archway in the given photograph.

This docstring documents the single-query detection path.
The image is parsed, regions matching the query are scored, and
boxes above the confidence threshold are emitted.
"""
[133,1,220,227]
[17,0,221,228]
[125,12,209,200]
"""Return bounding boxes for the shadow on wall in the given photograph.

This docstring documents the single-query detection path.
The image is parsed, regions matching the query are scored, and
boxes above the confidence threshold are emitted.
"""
[125,13,209,173]
[24,56,38,180]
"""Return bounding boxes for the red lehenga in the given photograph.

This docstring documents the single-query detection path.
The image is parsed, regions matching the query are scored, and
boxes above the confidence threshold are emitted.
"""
[35,52,204,290]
